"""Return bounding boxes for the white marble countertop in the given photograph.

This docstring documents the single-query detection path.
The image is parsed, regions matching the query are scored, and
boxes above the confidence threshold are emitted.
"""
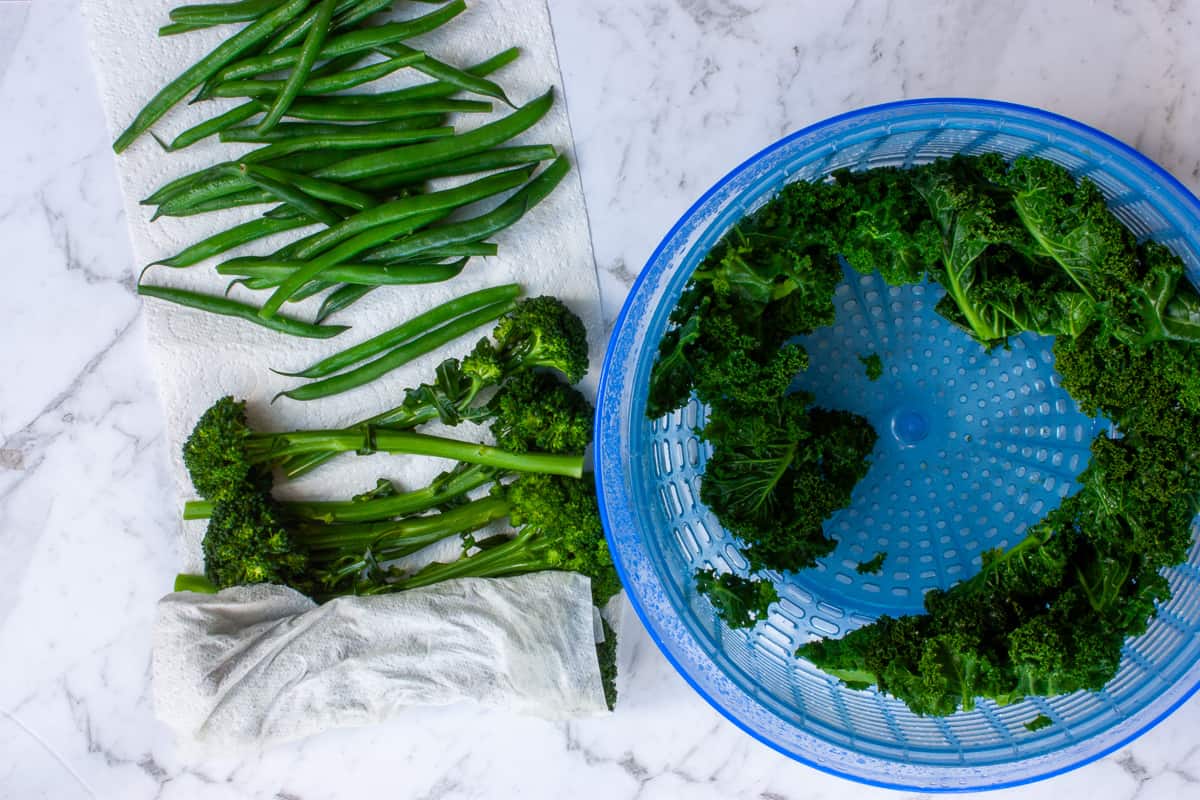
[5,0,1200,797]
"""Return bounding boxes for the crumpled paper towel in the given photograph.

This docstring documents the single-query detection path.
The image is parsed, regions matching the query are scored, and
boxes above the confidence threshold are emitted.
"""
[82,0,613,736]
[153,573,609,749]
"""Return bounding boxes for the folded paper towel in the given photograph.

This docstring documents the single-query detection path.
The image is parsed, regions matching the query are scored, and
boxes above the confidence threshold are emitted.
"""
[154,572,608,748]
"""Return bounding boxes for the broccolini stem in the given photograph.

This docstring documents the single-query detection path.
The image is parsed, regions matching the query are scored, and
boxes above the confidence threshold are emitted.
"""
[175,574,220,593]
[289,463,498,522]
[184,499,213,519]
[277,379,488,479]
[302,494,511,552]
[182,464,499,523]
[368,530,552,594]
[252,428,584,477]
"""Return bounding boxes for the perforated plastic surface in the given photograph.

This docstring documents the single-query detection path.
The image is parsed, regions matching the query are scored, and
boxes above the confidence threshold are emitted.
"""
[595,100,1200,791]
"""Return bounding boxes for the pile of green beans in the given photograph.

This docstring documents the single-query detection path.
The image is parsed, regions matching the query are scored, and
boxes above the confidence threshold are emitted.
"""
[126,0,572,404]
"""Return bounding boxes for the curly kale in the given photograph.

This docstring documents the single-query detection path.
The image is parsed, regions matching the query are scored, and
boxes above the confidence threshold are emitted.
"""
[799,494,1165,715]
[832,166,942,285]
[700,393,878,568]
[650,150,1200,716]
[700,394,878,572]
[858,353,883,381]
[1024,714,1054,732]
[855,551,887,575]
[909,154,1059,346]
[645,199,844,418]
[1003,155,1140,301]
[695,568,779,629]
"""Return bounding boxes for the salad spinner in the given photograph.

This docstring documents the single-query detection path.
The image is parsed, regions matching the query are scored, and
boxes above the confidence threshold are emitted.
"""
[593,99,1200,791]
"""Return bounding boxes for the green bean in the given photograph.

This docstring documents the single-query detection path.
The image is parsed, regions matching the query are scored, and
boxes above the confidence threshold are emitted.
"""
[266,0,385,53]
[257,0,336,133]
[270,206,444,260]
[306,48,521,109]
[194,51,357,103]
[220,115,444,143]
[353,144,557,192]
[244,163,377,210]
[262,203,308,220]
[278,98,490,123]
[314,283,375,322]
[260,208,451,315]
[227,276,270,292]
[219,258,468,286]
[170,0,289,25]
[113,0,310,153]
[212,1,466,84]
[279,298,518,400]
[137,284,347,339]
[153,171,254,219]
[228,274,303,293]
[231,163,343,225]
[400,242,499,257]
[241,125,455,163]
[367,156,569,262]
[269,221,432,303]
[281,283,520,378]
[223,247,488,282]
[192,39,363,104]
[149,148,355,208]
[144,163,230,206]
[307,51,366,78]
[313,89,553,183]
[157,188,273,218]
[159,22,204,36]
[154,216,316,268]
[164,100,262,151]
[290,279,338,302]
[145,148,353,207]
[326,0,395,32]
[285,167,529,264]
[377,43,510,105]
[376,47,520,103]
[150,150,371,216]
[211,52,423,99]
[269,147,382,171]
[397,242,498,259]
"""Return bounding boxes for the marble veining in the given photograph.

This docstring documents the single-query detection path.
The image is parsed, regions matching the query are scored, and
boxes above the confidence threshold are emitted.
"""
[4,0,1200,797]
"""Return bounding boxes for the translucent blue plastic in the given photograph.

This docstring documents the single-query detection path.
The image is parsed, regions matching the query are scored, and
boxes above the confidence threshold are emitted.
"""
[594,99,1200,791]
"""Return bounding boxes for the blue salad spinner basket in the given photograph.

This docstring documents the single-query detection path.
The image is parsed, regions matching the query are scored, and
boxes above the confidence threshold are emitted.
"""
[594,99,1200,791]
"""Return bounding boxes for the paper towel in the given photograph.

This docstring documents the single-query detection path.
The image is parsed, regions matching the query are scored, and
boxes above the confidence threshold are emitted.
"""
[81,0,604,572]
[153,573,609,749]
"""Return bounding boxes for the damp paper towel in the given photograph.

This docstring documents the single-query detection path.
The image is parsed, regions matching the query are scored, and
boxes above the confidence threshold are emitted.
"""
[153,574,607,748]
[82,0,609,734]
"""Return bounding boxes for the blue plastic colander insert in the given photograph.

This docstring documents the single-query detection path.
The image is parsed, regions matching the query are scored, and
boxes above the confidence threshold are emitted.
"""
[594,99,1200,791]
